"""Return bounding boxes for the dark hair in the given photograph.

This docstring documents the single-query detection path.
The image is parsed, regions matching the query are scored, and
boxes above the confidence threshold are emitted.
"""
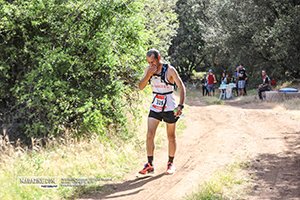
[146,49,160,59]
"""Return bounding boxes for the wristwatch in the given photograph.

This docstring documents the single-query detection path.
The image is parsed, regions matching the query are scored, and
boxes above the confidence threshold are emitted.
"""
[178,104,184,109]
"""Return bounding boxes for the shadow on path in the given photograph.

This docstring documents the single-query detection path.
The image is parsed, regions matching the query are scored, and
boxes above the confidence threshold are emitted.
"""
[78,173,165,199]
[247,131,300,199]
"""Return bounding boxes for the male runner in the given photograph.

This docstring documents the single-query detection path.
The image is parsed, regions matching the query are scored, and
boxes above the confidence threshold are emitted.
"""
[138,49,186,175]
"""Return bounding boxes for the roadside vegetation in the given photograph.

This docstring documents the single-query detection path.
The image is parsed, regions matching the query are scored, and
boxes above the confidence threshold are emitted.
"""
[185,162,251,200]
[0,89,186,199]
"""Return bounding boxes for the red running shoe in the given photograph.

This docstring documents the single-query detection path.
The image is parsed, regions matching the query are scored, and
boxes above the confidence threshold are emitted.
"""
[138,163,154,176]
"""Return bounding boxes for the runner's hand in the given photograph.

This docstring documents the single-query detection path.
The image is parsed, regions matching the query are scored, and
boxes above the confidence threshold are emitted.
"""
[174,107,182,117]
[147,65,157,76]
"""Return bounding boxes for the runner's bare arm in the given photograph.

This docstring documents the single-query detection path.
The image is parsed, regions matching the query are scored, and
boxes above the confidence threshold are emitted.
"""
[139,66,154,90]
[170,66,186,106]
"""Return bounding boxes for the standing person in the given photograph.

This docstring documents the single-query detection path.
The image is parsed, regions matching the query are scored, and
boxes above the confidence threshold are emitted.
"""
[201,74,208,96]
[241,64,248,95]
[219,71,228,99]
[206,69,217,96]
[258,70,271,100]
[220,71,228,84]
[233,65,239,96]
[237,64,248,96]
[138,49,186,176]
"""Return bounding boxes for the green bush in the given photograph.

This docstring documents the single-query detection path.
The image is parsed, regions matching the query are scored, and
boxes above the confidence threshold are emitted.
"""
[0,0,152,139]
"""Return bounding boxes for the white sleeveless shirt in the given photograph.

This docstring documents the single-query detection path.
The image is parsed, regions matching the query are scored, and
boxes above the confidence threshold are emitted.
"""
[149,64,177,112]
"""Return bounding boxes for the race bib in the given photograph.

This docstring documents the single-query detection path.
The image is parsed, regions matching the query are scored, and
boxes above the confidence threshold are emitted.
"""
[152,94,167,111]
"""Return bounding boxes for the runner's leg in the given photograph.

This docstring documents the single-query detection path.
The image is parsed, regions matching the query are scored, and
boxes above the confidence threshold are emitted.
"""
[166,122,177,174]
[137,117,159,176]
[166,123,176,159]
[147,117,160,160]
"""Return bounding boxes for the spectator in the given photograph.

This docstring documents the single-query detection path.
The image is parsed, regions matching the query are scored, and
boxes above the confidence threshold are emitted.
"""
[241,64,248,95]
[258,70,271,100]
[219,71,228,99]
[206,69,217,96]
[237,64,248,96]
[201,74,209,96]
[271,78,277,87]
[232,65,239,96]
[220,71,229,84]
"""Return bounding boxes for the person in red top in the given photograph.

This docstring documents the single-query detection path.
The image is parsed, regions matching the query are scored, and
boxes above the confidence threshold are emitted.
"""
[271,78,276,86]
[206,69,217,96]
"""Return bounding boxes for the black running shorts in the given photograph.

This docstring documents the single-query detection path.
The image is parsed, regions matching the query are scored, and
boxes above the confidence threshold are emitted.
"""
[148,110,179,124]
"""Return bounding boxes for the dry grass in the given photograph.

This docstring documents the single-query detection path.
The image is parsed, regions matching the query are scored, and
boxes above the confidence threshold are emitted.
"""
[0,88,187,200]
[0,91,151,199]
[202,96,224,105]
[0,132,142,199]
[185,162,251,200]
[234,95,261,104]
[281,98,300,110]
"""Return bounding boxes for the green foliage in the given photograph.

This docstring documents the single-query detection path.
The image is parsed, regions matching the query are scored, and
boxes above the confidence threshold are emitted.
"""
[144,0,178,60]
[203,0,300,82]
[251,0,300,79]
[169,0,208,81]
[169,0,300,84]
[0,0,178,140]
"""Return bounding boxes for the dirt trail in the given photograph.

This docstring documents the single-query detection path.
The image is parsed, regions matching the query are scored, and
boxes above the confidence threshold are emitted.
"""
[80,96,300,200]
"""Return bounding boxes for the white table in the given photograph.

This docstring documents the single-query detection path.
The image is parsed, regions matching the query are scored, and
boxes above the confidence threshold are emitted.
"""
[219,83,236,99]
